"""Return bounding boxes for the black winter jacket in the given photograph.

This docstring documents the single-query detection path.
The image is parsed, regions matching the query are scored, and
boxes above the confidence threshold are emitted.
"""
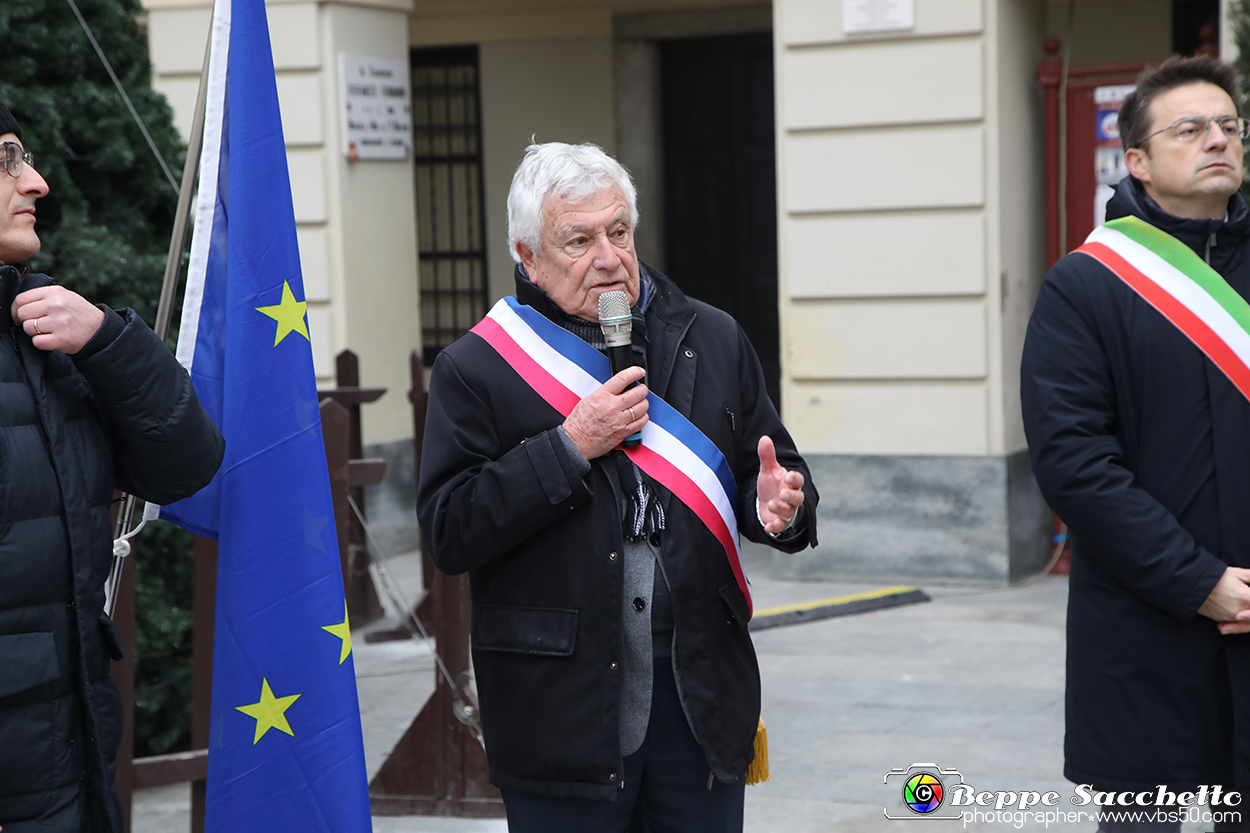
[417,266,818,800]
[1022,179,1250,794]
[0,267,224,832]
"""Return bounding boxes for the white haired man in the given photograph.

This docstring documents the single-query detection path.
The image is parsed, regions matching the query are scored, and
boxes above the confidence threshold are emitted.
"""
[417,142,819,831]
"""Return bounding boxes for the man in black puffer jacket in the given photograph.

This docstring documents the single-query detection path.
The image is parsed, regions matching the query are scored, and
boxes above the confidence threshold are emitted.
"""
[0,102,224,832]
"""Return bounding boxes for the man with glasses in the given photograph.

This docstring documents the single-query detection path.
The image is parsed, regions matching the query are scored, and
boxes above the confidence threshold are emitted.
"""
[1023,57,1250,832]
[0,101,223,832]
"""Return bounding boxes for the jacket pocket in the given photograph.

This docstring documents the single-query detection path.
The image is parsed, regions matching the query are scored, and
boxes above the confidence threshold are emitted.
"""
[719,580,751,627]
[99,612,126,661]
[474,605,578,656]
[0,631,60,699]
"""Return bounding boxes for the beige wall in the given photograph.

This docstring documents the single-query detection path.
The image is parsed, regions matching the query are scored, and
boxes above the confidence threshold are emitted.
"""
[775,0,1046,456]
[1046,0,1239,70]
[408,0,765,45]
[998,0,1048,455]
[321,3,422,445]
[1223,0,1238,61]
[478,38,617,303]
[144,0,421,446]
[1045,0,1170,66]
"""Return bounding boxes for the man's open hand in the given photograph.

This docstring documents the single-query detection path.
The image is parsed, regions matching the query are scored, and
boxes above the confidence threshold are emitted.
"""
[757,435,805,535]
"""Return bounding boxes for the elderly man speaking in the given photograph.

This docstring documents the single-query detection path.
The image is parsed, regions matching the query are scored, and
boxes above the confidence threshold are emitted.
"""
[417,142,819,831]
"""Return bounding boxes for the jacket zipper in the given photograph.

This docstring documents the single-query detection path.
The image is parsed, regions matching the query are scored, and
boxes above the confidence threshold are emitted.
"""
[1206,231,1217,264]
[1,268,16,351]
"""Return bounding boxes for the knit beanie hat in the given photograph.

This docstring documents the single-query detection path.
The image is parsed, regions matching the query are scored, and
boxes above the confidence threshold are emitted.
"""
[0,102,21,139]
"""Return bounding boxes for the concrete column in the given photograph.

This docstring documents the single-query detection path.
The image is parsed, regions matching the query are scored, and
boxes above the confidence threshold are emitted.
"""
[772,0,1051,584]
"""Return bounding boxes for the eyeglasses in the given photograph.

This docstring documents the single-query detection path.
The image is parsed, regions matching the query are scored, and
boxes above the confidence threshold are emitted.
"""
[1,142,33,178]
[1136,116,1250,147]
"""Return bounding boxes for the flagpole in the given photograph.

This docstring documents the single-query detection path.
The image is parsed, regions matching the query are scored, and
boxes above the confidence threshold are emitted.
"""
[106,34,214,618]
[155,42,212,343]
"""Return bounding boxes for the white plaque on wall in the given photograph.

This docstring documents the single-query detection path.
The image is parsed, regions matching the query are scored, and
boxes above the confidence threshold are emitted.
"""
[339,54,412,160]
[843,0,915,34]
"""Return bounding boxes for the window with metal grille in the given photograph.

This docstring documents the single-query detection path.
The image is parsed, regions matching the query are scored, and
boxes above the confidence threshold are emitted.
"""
[411,45,488,358]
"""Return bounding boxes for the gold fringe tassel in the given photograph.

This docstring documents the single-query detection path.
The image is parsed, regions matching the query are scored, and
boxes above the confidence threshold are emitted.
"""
[745,715,770,785]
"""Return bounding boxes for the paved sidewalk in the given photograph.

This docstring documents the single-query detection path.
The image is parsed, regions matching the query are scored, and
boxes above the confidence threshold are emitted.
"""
[131,546,1220,832]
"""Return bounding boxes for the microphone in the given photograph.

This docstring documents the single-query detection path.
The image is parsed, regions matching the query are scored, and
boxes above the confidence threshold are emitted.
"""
[598,290,642,447]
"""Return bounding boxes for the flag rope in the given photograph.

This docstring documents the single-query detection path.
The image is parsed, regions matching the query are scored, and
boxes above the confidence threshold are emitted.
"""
[346,495,487,750]
[63,0,179,194]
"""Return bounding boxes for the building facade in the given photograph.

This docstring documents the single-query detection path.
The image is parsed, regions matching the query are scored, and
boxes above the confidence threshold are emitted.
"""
[142,0,1227,581]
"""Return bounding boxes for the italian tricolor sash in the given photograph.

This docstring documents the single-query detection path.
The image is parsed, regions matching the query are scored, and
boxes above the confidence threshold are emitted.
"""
[1077,215,1250,403]
[470,297,751,613]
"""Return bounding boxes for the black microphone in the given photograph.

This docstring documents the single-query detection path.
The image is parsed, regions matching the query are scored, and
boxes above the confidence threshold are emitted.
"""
[598,290,642,447]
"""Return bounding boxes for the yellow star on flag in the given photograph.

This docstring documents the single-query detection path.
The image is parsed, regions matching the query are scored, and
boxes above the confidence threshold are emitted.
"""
[322,601,353,665]
[236,678,302,744]
[255,280,309,346]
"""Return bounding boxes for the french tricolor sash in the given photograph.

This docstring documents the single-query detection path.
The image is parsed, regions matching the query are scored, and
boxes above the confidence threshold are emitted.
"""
[1077,215,1250,404]
[470,296,751,613]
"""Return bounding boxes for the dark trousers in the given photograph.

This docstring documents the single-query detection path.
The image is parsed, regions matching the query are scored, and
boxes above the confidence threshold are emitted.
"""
[501,658,745,833]
[1229,636,1250,833]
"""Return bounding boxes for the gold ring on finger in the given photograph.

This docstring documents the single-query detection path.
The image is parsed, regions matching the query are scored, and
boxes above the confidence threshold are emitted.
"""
[33,318,42,336]
[628,406,636,422]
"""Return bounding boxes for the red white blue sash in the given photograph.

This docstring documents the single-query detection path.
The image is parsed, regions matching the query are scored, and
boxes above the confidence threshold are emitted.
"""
[471,296,751,612]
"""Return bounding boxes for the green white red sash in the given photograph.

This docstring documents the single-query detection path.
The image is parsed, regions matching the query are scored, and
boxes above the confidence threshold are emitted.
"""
[470,297,752,613]
[1077,215,1250,402]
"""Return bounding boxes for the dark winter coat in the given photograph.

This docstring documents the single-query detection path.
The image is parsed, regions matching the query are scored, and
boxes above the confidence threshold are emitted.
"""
[0,267,224,832]
[1022,179,1250,794]
[417,266,818,800]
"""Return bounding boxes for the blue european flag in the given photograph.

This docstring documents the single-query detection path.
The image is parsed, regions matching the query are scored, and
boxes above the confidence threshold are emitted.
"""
[158,0,372,829]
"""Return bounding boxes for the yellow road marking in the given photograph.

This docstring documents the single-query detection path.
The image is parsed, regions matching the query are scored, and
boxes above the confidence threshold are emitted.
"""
[753,585,917,618]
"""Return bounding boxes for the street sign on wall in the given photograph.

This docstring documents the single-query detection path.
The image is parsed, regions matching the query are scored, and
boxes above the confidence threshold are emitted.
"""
[339,54,412,161]
[842,0,914,34]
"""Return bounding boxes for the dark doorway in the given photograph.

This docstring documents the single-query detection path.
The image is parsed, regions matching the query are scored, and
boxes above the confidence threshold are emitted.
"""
[660,33,780,410]
[1171,0,1219,57]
